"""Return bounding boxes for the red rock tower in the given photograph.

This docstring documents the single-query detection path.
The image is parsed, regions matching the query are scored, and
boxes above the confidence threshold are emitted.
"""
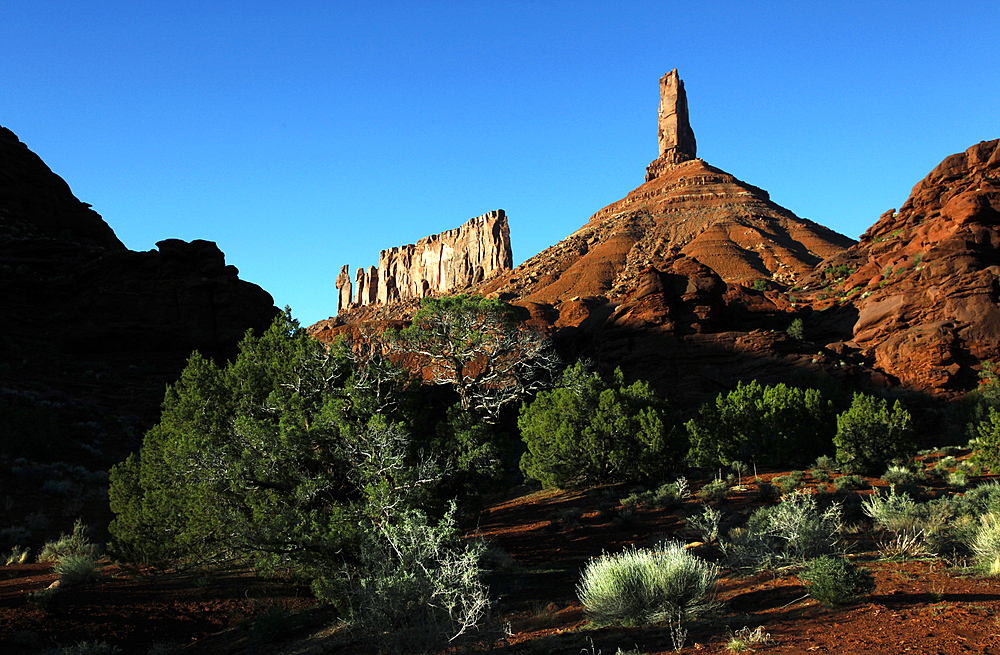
[646,69,697,181]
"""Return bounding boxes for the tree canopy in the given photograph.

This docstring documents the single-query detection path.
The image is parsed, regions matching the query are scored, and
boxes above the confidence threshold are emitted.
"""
[518,363,684,488]
[387,294,560,421]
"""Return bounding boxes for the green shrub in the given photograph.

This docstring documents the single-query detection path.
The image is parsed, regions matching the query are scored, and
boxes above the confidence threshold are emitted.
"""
[772,475,801,495]
[577,543,718,627]
[813,455,836,471]
[834,394,915,474]
[53,555,98,586]
[974,407,1000,473]
[833,474,865,491]
[27,586,60,613]
[754,480,779,503]
[787,318,805,341]
[721,492,841,569]
[810,468,832,483]
[686,381,835,468]
[519,363,684,488]
[861,486,924,533]
[697,479,730,503]
[799,556,875,606]
[39,519,99,562]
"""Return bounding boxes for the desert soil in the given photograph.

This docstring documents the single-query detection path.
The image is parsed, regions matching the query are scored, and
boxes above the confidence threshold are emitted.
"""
[3,473,1000,654]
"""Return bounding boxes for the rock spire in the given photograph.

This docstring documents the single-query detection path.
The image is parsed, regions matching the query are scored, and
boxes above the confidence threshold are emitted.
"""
[646,69,697,181]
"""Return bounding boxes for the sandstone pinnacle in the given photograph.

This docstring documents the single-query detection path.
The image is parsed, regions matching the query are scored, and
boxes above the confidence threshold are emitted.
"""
[647,69,697,181]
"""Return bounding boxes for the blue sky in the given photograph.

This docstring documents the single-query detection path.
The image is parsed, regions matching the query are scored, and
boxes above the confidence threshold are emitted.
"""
[4,1,998,327]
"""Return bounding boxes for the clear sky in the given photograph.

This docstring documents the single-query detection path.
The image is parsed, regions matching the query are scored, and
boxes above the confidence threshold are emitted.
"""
[3,1,998,327]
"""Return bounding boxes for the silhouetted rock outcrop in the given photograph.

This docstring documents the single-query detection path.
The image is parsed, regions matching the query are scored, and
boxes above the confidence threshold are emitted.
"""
[0,125,278,437]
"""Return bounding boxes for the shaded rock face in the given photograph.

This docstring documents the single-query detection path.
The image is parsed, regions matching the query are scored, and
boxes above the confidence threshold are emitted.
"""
[0,126,125,250]
[1,125,278,431]
[336,210,512,313]
[805,139,1000,394]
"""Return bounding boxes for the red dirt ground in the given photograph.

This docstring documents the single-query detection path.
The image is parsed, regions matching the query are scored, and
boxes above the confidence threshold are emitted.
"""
[4,471,1000,654]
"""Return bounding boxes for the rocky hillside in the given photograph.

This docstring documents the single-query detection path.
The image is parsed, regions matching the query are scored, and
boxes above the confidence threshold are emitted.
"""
[318,73,999,407]
[801,138,1000,394]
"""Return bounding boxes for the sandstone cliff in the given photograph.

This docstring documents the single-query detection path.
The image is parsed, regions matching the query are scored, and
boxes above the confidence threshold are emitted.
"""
[802,139,1000,394]
[334,209,511,313]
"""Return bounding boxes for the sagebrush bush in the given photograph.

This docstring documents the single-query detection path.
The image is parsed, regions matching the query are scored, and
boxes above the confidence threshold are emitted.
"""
[881,465,917,485]
[722,492,841,569]
[861,486,924,533]
[697,479,730,503]
[577,542,718,627]
[5,545,31,565]
[53,555,98,586]
[349,505,492,655]
[971,512,1000,575]
[798,555,875,606]
[39,519,99,563]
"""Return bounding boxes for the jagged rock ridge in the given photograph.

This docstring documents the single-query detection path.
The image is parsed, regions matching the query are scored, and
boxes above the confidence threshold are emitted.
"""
[335,209,512,313]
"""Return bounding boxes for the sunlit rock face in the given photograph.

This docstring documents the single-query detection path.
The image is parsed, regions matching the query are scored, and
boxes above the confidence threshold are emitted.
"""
[334,209,512,313]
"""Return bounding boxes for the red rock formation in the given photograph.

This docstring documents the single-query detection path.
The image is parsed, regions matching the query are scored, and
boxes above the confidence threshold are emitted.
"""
[336,265,352,313]
[476,71,852,327]
[804,139,1000,394]
[647,69,697,181]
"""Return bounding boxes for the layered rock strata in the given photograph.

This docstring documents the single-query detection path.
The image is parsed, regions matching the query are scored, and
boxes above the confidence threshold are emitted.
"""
[804,139,1000,394]
[477,71,852,314]
[336,209,512,312]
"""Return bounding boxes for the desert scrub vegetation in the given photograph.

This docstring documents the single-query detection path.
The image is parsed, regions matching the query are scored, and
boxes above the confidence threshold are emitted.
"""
[53,554,99,586]
[519,362,685,488]
[577,542,718,627]
[344,505,492,654]
[798,555,875,606]
[38,519,100,562]
[105,307,536,644]
[721,492,842,570]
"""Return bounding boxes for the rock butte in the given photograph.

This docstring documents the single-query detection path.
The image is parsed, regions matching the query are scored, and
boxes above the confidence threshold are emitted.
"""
[315,71,998,402]
[334,209,512,313]
[475,69,854,316]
